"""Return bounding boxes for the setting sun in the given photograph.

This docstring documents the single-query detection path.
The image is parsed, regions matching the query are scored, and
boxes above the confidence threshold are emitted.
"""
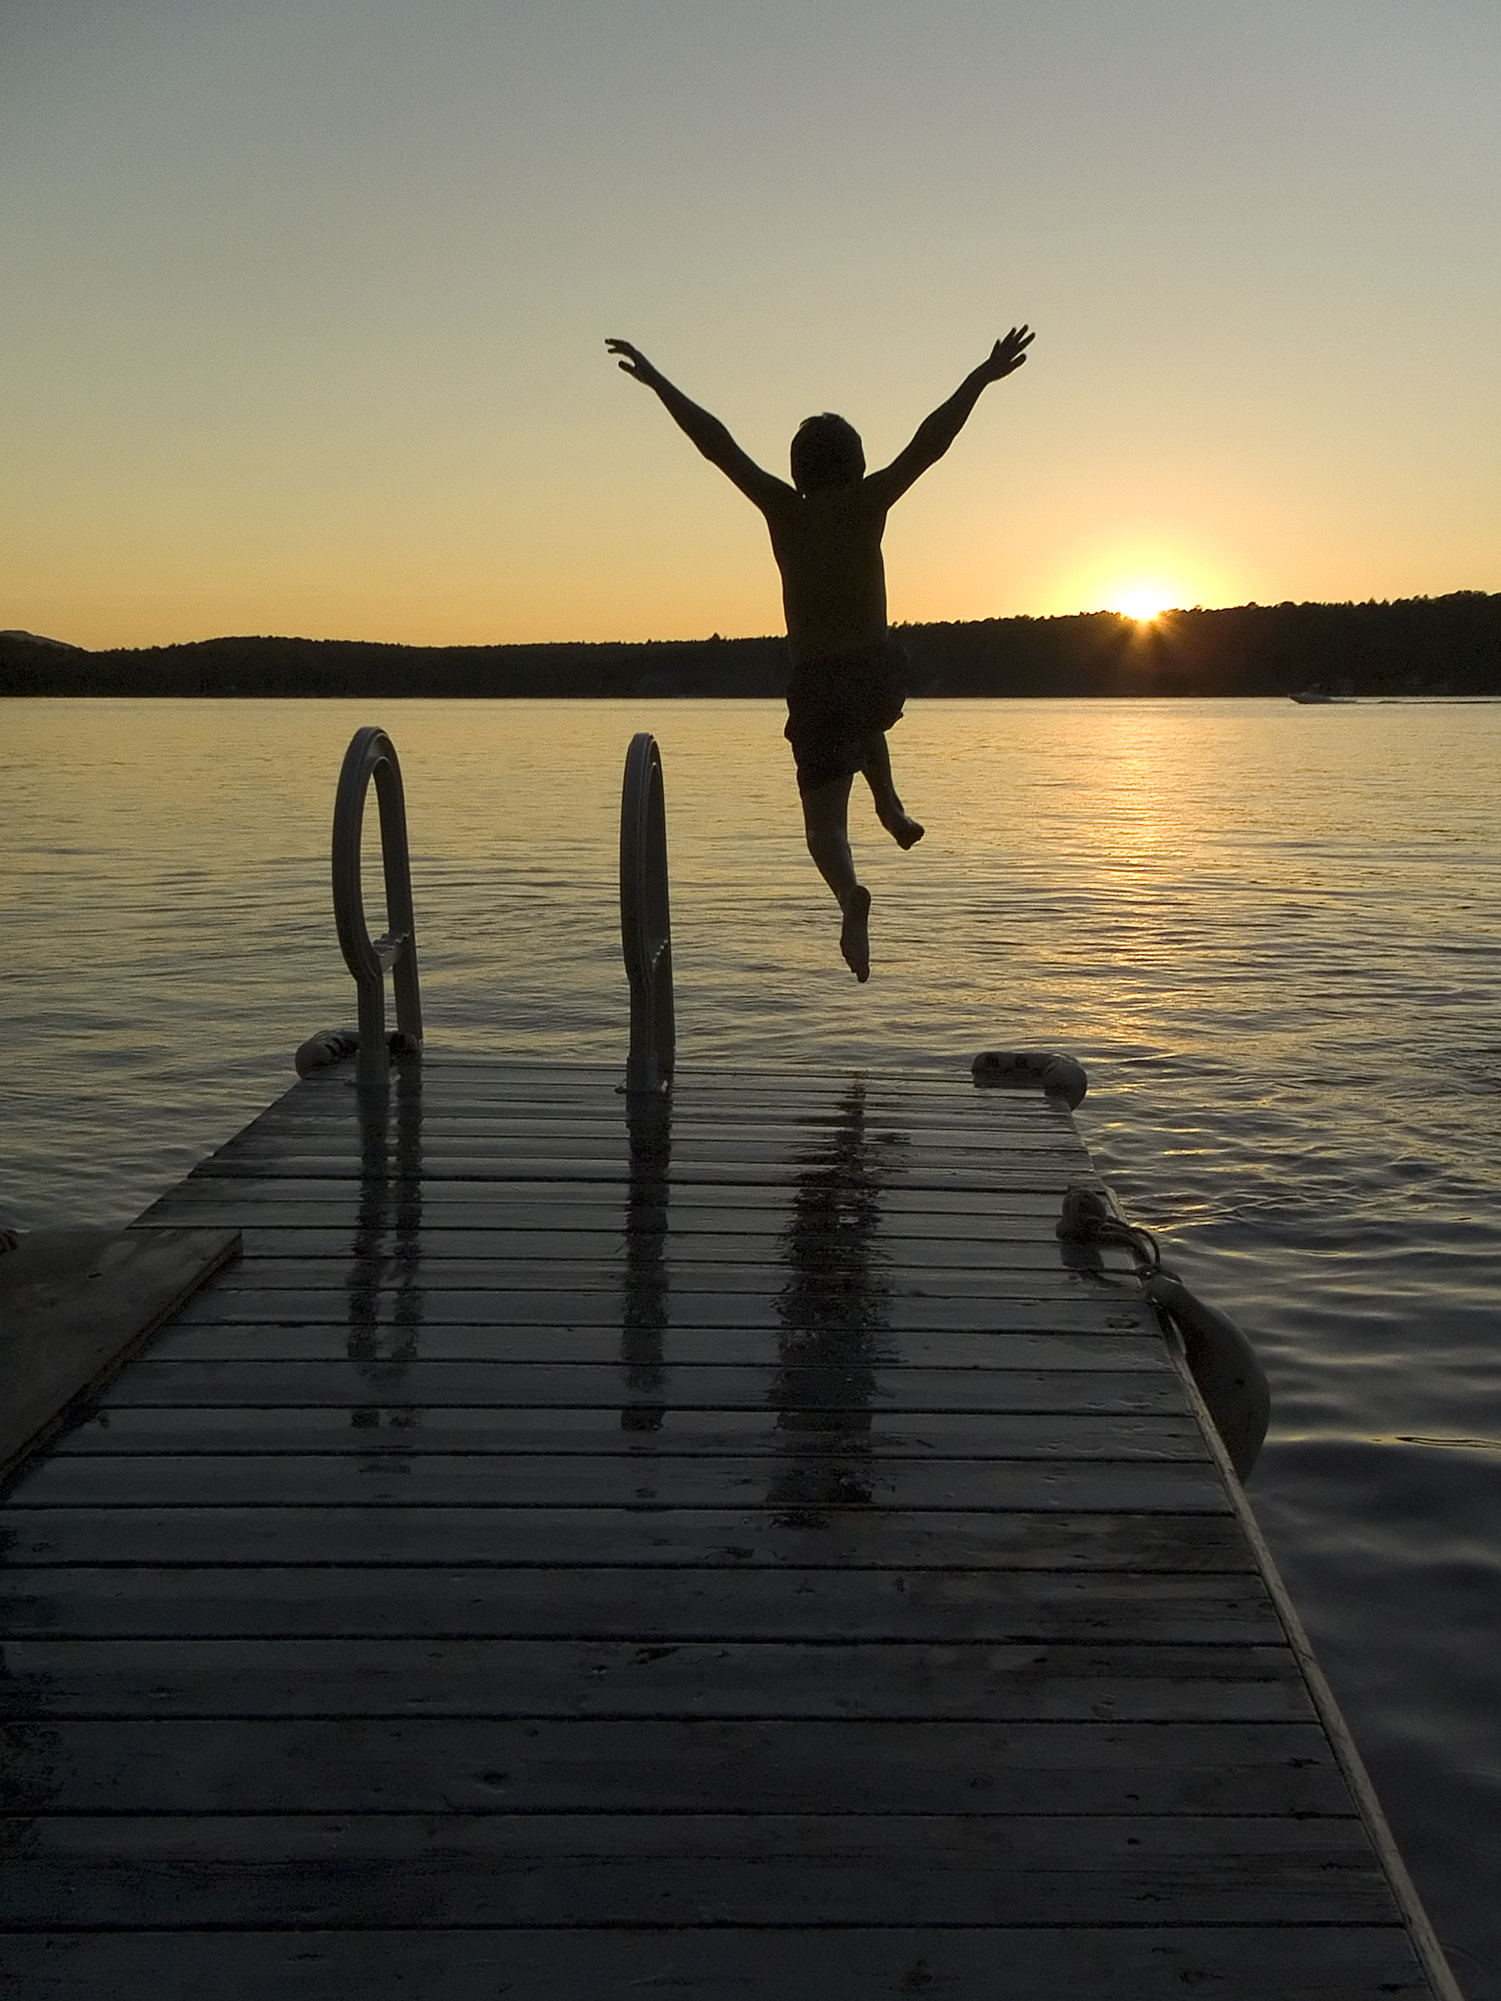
[1110,583,1175,623]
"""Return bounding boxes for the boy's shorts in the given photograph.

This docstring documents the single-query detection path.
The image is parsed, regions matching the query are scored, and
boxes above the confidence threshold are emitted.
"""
[784,638,908,796]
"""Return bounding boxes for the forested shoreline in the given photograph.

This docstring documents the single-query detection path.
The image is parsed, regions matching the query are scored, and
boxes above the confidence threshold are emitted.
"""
[5,591,1499,698]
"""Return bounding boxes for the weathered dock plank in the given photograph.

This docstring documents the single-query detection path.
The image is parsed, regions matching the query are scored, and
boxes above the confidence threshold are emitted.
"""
[138,1325,1168,1364]
[6,1810,1404,1929]
[38,1405,1212,1458]
[9,1452,1234,1511]
[0,1635,1319,1722]
[0,1505,1258,1570]
[0,1715,1348,1814]
[88,1357,1182,1408]
[0,1564,1285,1643]
[0,1058,1451,1997]
[0,1928,1439,2001]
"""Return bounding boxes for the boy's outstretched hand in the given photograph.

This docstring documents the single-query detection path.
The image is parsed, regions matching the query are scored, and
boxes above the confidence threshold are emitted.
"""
[981,326,1034,380]
[607,338,663,389]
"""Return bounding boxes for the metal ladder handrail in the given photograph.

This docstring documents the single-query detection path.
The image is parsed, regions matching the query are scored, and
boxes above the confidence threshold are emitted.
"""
[331,725,423,1079]
[620,732,674,1095]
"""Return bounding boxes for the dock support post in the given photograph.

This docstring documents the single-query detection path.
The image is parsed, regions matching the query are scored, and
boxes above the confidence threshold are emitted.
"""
[331,726,424,1085]
[620,732,675,1096]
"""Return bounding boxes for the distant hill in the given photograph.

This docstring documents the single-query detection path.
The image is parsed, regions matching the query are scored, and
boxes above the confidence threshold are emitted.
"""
[3,593,1499,698]
[0,629,82,651]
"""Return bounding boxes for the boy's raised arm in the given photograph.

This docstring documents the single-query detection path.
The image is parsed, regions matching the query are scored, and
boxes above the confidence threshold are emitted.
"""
[869,326,1034,505]
[607,339,787,509]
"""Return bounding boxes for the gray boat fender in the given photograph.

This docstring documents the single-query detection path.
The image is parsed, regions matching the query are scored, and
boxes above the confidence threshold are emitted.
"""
[972,1050,1088,1108]
[1145,1272,1270,1481]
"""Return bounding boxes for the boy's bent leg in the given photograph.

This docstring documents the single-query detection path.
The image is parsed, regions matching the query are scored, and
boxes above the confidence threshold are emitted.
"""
[859,733,924,850]
[801,776,872,982]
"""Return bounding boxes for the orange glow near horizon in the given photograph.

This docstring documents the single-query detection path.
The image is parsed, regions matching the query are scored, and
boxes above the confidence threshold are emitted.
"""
[1101,579,1188,625]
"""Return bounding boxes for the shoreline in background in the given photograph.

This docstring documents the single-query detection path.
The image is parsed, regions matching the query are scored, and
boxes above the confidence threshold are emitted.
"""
[3,590,1500,699]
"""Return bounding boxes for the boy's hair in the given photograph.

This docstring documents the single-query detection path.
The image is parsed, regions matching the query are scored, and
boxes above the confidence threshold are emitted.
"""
[790,413,865,494]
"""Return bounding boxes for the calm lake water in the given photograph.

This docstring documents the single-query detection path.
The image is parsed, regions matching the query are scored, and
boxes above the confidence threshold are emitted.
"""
[5,694,1501,1990]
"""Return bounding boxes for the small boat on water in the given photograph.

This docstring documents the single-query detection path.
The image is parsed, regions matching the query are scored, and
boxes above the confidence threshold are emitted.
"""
[1292,680,1358,704]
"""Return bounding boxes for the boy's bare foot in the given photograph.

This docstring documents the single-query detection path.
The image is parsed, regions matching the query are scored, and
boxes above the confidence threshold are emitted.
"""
[875,800,925,850]
[840,885,872,982]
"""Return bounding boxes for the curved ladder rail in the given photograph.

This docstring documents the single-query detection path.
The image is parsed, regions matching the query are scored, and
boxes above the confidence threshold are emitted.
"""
[331,725,423,1080]
[620,732,675,1095]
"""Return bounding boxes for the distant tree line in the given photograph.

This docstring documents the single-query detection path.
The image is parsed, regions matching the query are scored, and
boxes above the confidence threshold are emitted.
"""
[4,592,1499,699]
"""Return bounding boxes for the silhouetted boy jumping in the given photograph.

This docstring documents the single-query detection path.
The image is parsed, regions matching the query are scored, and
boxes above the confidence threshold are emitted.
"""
[607,328,1034,980]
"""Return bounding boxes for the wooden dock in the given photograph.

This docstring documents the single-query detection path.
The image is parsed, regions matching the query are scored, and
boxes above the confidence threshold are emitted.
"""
[0,1055,1454,1997]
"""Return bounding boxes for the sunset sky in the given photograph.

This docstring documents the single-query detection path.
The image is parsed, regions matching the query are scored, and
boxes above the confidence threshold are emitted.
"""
[3,0,1497,650]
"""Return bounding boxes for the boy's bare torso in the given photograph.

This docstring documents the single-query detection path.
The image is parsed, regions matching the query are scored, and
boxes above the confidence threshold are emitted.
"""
[759,483,890,665]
